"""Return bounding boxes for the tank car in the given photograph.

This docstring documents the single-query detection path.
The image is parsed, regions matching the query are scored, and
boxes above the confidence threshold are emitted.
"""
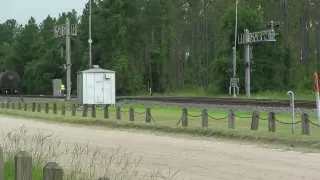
[0,70,20,94]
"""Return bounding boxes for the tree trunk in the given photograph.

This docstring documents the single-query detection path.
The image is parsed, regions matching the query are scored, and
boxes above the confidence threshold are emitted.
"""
[300,0,309,66]
[148,30,152,93]
[197,19,200,85]
[192,27,195,85]
[205,12,209,90]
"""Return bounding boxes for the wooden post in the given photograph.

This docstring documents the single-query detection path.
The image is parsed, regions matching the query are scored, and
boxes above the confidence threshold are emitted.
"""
[182,108,188,127]
[53,103,57,114]
[104,105,109,119]
[83,104,87,117]
[61,104,65,115]
[43,162,63,180]
[92,105,96,118]
[116,107,121,120]
[268,112,276,132]
[129,107,134,121]
[15,151,32,180]
[301,113,310,135]
[201,109,208,128]
[251,111,259,130]
[228,110,235,129]
[0,146,4,180]
[71,104,76,116]
[24,103,27,111]
[145,108,151,123]
[32,102,35,112]
[45,103,49,114]
[18,103,21,110]
[37,104,41,112]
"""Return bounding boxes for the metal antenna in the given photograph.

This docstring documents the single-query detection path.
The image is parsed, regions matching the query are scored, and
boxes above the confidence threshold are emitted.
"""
[233,0,239,96]
[234,0,238,50]
[88,0,92,68]
[229,0,240,97]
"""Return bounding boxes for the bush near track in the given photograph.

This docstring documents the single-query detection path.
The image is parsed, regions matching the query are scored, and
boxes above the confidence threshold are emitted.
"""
[0,102,320,149]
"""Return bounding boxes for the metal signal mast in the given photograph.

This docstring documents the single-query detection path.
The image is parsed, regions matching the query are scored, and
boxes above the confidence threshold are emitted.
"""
[237,21,278,97]
[53,18,77,101]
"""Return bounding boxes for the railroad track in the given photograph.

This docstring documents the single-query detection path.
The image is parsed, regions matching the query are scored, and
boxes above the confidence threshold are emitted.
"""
[0,95,316,109]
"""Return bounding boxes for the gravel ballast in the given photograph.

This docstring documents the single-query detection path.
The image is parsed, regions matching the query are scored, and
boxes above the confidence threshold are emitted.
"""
[117,100,317,115]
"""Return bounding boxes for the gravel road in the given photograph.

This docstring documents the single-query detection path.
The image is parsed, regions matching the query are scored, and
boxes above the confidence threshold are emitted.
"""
[0,116,320,179]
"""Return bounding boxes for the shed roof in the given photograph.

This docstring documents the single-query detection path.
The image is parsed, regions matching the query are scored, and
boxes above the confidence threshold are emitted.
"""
[77,65,115,74]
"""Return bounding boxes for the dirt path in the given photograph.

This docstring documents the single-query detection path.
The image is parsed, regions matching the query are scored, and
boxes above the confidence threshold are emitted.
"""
[0,115,319,180]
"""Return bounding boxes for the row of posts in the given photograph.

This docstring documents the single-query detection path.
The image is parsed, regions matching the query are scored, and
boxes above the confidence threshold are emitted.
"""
[1,102,312,135]
[180,109,311,135]
[1,102,153,123]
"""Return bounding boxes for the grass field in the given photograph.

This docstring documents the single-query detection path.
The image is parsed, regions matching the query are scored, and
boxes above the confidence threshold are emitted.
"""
[1,102,320,148]
[114,104,320,140]
[139,88,316,100]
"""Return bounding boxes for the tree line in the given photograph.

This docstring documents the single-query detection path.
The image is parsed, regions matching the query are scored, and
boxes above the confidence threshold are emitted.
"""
[0,0,319,96]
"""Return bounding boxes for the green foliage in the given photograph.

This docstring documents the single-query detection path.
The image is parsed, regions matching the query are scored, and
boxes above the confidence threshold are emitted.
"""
[0,0,317,95]
[4,161,43,180]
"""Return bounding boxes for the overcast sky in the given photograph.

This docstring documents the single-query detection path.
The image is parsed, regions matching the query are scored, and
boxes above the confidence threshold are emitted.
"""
[0,0,88,25]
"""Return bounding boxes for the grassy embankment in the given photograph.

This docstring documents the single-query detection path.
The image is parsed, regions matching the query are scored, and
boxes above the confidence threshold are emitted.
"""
[138,88,316,100]
[0,101,320,149]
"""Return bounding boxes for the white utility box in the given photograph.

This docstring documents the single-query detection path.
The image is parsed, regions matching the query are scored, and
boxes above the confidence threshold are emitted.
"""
[77,65,116,105]
[52,79,62,96]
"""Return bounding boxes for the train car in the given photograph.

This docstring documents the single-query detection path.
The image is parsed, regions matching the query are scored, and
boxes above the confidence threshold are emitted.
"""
[0,70,20,94]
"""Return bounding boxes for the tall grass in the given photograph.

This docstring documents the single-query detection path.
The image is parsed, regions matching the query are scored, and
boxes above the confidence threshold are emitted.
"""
[0,125,182,180]
[4,161,43,180]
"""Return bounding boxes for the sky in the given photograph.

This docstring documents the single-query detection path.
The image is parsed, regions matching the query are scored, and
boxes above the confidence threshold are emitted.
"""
[0,0,88,25]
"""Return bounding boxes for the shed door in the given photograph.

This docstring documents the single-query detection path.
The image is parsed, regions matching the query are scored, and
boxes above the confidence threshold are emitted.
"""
[94,74,104,103]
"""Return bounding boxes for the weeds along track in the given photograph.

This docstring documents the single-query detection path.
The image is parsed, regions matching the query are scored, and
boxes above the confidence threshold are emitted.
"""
[0,95,316,109]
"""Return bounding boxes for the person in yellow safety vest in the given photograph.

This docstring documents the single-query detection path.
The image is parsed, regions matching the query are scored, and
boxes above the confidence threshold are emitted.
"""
[60,84,65,96]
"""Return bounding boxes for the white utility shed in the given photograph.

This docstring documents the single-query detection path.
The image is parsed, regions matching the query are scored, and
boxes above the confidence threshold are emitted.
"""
[77,65,116,105]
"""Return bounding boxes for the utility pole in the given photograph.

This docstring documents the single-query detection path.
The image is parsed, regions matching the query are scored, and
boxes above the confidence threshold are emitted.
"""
[316,0,320,72]
[88,0,92,68]
[65,18,72,101]
[238,21,278,97]
[54,18,77,101]
[229,0,239,97]
[244,29,250,96]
